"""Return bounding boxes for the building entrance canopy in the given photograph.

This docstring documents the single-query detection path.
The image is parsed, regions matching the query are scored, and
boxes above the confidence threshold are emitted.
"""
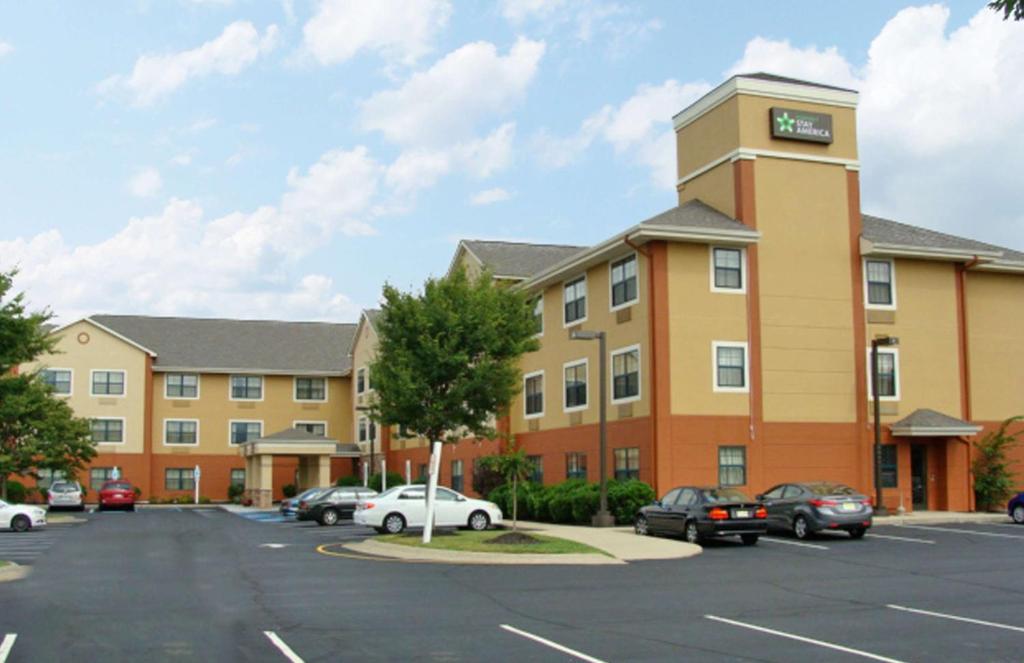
[889,409,983,438]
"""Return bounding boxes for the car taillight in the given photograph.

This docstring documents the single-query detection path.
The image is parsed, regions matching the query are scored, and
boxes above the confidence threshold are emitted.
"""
[755,506,767,519]
[363,502,375,510]
[299,501,307,509]
[809,499,838,508]
[861,497,873,506]
[708,507,729,520]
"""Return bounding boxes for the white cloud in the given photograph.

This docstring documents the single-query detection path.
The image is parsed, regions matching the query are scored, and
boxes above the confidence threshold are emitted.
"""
[470,187,512,206]
[360,38,544,147]
[0,41,13,58]
[170,151,195,166]
[303,0,451,66]
[500,1,660,57]
[724,37,860,91]
[385,123,516,194]
[98,21,278,106]
[128,167,163,198]
[501,0,566,23]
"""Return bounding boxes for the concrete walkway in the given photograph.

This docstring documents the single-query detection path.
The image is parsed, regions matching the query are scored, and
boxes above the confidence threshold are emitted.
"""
[874,510,1012,526]
[513,521,701,561]
[342,539,625,565]
[0,562,30,583]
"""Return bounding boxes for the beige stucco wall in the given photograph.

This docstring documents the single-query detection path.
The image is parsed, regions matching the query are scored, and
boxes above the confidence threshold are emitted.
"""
[736,94,858,161]
[676,95,741,180]
[26,319,148,455]
[967,271,1024,421]
[350,316,382,456]
[676,160,735,218]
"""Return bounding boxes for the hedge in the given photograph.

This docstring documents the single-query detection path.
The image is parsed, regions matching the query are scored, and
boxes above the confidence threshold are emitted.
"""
[488,478,654,525]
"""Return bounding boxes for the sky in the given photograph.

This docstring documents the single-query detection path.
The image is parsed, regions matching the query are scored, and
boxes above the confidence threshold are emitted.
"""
[1,1,1021,324]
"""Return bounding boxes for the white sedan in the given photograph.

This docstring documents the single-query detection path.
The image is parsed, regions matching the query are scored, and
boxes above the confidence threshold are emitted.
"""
[354,485,503,534]
[0,500,47,532]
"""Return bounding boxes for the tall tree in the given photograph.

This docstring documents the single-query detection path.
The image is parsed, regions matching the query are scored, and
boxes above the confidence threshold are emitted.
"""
[0,270,95,500]
[989,0,1024,20]
[483,442,535,531]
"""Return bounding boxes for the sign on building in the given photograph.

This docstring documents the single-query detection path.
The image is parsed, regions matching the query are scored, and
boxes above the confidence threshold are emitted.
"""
[770,107,833,144]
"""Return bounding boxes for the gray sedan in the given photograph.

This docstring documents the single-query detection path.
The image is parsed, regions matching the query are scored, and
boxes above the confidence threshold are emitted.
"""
[758,482,873,539]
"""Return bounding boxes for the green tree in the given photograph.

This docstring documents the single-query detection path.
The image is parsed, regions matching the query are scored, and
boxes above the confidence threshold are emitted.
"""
[989,0,1024,20]
[0,270,95,500]
[482,442,536,531]
[972,416,1023,511]
[368,267,539,534]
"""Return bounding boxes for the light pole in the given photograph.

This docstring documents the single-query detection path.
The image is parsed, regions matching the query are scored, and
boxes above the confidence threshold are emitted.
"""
[871,335,898,516]
[570,329,614,527]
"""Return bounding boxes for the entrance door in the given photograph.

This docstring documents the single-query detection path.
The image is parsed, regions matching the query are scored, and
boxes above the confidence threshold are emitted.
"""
[911,445,928,510]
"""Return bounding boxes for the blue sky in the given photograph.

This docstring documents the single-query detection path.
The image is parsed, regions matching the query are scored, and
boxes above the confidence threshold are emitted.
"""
[1,1,1021,323]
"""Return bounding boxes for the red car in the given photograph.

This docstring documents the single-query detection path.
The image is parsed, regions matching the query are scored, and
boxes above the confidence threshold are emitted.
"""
[98,480,136,511]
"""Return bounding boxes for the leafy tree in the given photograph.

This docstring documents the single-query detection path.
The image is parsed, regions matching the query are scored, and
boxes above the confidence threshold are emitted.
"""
[368,266,539,534]
[989,0,1024,20]
[482,442,536,530]
[972,416,1023,511]
[0,270,95,500]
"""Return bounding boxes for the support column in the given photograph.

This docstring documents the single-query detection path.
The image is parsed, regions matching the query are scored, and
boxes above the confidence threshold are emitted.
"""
[316,455,331,489]
[257,455,274,508]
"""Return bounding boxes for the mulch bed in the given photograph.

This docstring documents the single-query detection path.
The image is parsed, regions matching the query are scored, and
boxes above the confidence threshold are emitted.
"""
[485,532,542,545]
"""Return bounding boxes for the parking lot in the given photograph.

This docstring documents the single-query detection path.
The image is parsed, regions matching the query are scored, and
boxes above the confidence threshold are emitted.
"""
[2,508,1023,662]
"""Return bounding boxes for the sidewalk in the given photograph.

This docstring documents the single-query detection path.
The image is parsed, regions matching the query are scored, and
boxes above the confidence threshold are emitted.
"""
[344,539,626,565]
[513,521,701,561]
[874,510,1012,526]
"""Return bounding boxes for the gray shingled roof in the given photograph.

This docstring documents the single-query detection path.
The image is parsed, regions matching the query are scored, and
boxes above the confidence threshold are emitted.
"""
[862,214,1012,257]
[640,199,754,234]
[890,408,980,433]
[91,314,356,374]
[462,240,586,279]
[736,72,858,93]
[248,427,339,444]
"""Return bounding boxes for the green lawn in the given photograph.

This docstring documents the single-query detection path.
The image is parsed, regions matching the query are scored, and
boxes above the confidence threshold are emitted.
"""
[378,530,609,556]
[0,561,9,568]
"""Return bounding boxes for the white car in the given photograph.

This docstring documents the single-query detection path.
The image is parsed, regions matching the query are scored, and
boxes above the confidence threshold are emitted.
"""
[0,500,47,532]
[354,484,503,534]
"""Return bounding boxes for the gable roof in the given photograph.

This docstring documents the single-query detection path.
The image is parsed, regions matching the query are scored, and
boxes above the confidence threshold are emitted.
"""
[862,214,1024,270]
[890,408,982,437]
[457,240,586,280]
[639,199,753,234]
[89,314,356,375]
[733,72,858,93]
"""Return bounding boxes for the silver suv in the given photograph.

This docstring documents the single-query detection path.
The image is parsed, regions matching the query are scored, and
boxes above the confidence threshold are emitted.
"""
[47,480,85,511]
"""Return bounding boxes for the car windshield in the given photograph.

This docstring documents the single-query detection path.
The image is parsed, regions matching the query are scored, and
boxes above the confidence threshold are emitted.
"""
[375,486,404,499]
[104,482,132,491]
[702,488,751,503]
[298,488,324,500]
[50,483,78,493]
[807,483,856,496]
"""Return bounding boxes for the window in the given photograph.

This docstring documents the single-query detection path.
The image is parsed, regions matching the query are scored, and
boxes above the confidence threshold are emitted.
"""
[369,421,377,441]
[563,276,587,325]
[762,485,786,500]
[295,421,326,436]
[868,348,900,400]
[91,370,125,396]
[524,372,544,418]
[358,418,368,442]
[451,460,464,493]
[782,485,805,499]
[564,360,588,411]
[36,469,66,489]
[614,447,639,481]
[230,375,262,400]
[295,377,326,401]
[610,254,638,308]
[611,346,640,402]
[90,468,114,490]
[417,463,428,482]
[718,446,747,486]
[712,247,745,291]
[230,469,246,487]
[41,369,72,395]
[165,468,195,491]
[527,455,543,484]
[230,421,262,445]
[90,418,124,444]
[880,445,898,488]
[865,259,894,307]
[677,488,697,506]
[356,368,367,394]
[165,420,198,445]
[531,296,544,335]
[713,342,748,392]
[165,373,198,398]
[566,452,587,480]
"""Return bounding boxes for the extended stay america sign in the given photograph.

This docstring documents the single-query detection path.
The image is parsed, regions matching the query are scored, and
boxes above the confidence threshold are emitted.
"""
[770,107,833,144]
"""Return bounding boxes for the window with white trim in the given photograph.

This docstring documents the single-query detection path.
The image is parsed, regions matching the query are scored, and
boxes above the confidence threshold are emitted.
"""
[165,420,198,445]
[564,360,587,410]
[524,372,544,417]
[714,342,748,391]
[295,421,326,436]
[230,375,262,400]
[90,419,123,444]
[356,368,367,394]
[610,254,638,308]
[611,346,640,402]
[451,460,464,493]
[41,369,72,395]
[865,259,894,307]
[90,467,114,490]
[165,468,195,491]
[92,370,124,396]
[566,452,587,480]
[295,377,326,401]
[230,468,246,487]
[531,296,544,335]
[165,373,198,398]
[868,349,900,399]
[614,447,639,481]
[358,417,368,443]
[712,247,744,291]
[230,421,262,445]
[564,276,587,325]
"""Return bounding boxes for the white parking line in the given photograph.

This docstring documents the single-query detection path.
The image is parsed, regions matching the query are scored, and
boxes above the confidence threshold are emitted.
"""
[761,537,830,550]
[895,524,1024,540]
[500,624,608,663]
[0,634,17,663]
[865,533,935,544]
[704,615,906,663]
[887,604,1024,633]
[263,631,305,663]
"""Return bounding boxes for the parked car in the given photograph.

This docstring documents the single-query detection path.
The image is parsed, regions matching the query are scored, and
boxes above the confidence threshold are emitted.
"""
[0,499,47,532]
[280,487,330,516]
[1009,492,1024,524]
[297,486,378,526]
[635,486,767,545]
[47,480,85,511]
[758,482,873,539]
[98,480,136,511]
[353,485,503,534]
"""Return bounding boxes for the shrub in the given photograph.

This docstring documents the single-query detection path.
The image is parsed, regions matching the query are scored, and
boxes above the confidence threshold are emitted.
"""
[198,496,211,505]
[133,486,142,499]
[973,416,1023,511]
[607,479,656,525]
[527,483,552,522]
[227,483,245,502]
[335,475,361,487]
[281,484,298,498]
[4,480,27,504]
[487,478,656,525]
[488,481,542,521]
[174,495,192,505]
[368,471,405,493]
[472,457,507,498]
[569,482,601,524]
[149,496,164,505]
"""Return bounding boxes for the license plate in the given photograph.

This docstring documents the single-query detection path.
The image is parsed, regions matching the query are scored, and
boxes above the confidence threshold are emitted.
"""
[733,509,750,519]
[840,502,858,512]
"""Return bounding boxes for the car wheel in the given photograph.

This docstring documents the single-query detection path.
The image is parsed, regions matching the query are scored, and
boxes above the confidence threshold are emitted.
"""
[320,509,339,527]
[849,527,867,539]
[634,515,650,536]
[373,527,387,534]
[383,513,406,534]
[128,504,135,512]
[468,510,490,531]
[684,520,701,544]
[11,515,30,533]
[740,534,759,546]
[793,515,811,540]
[1013,505,1024,524]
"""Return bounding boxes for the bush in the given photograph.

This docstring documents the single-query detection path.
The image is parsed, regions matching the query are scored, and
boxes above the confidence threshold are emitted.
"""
[227,483,245,502]
[472,459,506,498]
[973,416,1023,511]
[4,480,27,504]
[174,495,192,505]
[487,478,656,525]
[607,479,656,525]
[367,471,405,493]
[335,475,361,487]
[198,496,211,505]
[281,484,298,498]
[488,481,542,521]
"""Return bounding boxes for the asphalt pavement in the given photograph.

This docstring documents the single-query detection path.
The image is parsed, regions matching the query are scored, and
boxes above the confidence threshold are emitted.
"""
[1,509,1023,662]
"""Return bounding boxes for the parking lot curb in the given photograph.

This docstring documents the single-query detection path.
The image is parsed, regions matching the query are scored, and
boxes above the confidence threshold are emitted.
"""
[0,562,31,583]
[336,539,627,565]
[874,513,1012,526]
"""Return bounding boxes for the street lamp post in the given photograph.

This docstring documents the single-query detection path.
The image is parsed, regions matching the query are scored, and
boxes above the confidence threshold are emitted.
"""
[871,335,898,516]
[570,329,614,527]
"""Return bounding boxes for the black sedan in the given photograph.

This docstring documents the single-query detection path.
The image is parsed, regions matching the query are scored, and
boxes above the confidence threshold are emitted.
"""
[634,486,768,545]
[296,486,378,526]
[757,482,873,539]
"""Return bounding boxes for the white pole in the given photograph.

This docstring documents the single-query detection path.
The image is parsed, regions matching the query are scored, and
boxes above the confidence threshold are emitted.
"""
[423,441,442,544]
[194,464,200,505]
[381,459,387,492]
[405,459,411,485]
[362,461,368,487]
